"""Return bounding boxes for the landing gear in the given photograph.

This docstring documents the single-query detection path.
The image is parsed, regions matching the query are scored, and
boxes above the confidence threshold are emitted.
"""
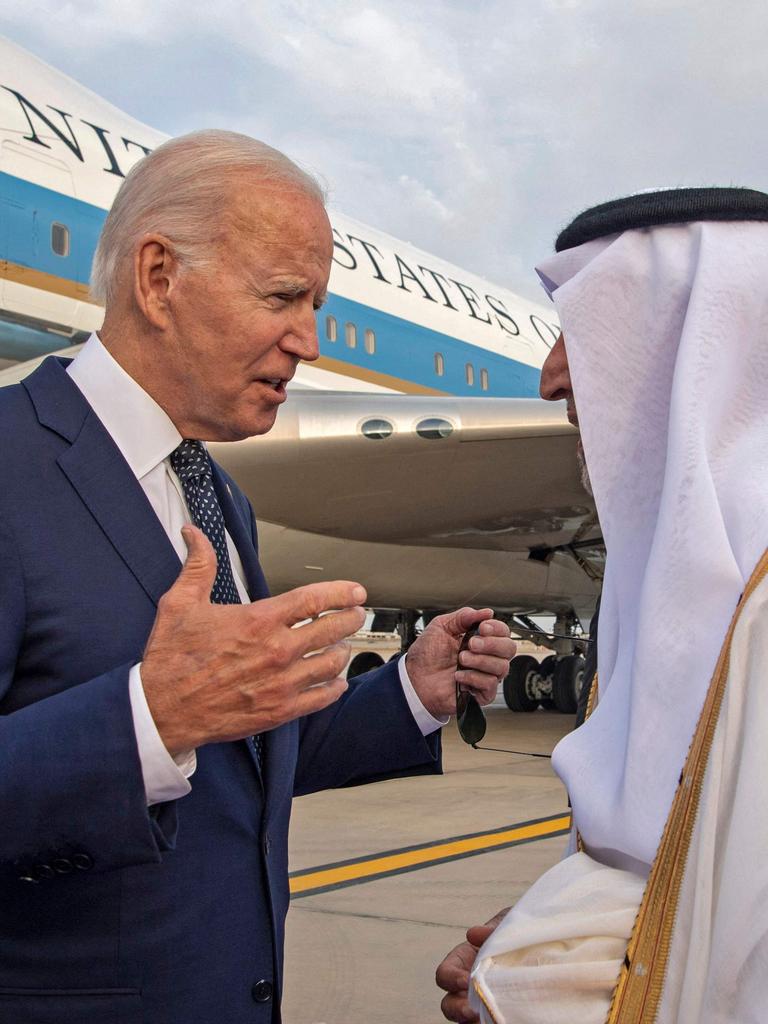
[552,654,586,714]
[502,607,590,714]
[371,609,398,633]
[395,610,420,652]
[502,656,541,713]
[537,655,557,710]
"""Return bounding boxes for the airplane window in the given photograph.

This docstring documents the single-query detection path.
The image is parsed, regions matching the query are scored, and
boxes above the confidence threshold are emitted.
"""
[364,328,376,354]
[51,222,69,257]
[416,417,453,440]
[360,418,394,440]
[480,368,489,391]
[434,352,445,376]
[345,322,357,348]
[326,315,337,341]
[465,363,475,386]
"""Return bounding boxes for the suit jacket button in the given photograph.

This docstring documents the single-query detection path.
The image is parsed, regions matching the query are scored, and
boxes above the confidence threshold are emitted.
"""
[72,853,94,871]
[17,873,38,884]
[251,980,273,1003]
[53,858,74,874]
[34,864,56,880]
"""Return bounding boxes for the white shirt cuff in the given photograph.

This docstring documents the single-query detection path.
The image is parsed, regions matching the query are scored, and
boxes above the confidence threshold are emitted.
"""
[128,664,196,806]
[398,654,449,735]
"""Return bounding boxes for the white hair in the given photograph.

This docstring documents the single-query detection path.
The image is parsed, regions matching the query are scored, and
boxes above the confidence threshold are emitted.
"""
[90,129,326,306]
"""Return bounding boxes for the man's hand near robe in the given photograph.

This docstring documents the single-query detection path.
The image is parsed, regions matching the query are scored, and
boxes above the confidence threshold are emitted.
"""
[436,908,510,1023]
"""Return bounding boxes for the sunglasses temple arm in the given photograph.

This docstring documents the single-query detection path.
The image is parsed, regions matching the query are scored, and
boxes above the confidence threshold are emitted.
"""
[471,744,552,758]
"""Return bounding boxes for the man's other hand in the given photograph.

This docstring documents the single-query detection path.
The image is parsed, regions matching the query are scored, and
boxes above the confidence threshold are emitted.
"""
[436,907,510,1022]
[141,526,367,755]
[406,608,516,719]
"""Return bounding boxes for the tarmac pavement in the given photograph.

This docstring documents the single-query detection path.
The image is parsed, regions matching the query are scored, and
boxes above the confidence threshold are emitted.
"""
[283,702,574,1023]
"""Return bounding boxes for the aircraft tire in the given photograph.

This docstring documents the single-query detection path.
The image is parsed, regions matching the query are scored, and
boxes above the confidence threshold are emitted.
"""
[537,655,557,709]
[347,651,385,678]
[502,655,539,712]
[553,654,585,714]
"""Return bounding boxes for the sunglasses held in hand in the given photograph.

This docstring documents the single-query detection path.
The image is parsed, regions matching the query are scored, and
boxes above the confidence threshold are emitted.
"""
[455,625,552,758]
[455,626,487,746]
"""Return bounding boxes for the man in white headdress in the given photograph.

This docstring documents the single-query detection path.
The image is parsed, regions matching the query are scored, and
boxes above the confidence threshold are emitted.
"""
[436,186,768,1024]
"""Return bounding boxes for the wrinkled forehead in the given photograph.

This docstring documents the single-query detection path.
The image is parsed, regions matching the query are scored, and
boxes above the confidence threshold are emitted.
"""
[223,173,331,250]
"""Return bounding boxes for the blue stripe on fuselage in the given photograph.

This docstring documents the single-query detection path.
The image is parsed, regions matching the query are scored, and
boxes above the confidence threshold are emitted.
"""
[0,171,106,283]
[319,294,541,396]
[0,171,542,396]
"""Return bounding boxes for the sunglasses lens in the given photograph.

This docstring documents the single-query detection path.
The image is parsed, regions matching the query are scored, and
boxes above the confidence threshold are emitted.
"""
[455,625,488,746]
[457,691,487,746]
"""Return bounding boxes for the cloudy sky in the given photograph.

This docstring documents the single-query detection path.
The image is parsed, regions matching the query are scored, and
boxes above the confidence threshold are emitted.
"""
[0,1,765,301]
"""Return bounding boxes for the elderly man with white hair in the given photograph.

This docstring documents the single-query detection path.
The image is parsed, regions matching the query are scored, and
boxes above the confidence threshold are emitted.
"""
[0,129,515,1024]
[437,186,768,1024]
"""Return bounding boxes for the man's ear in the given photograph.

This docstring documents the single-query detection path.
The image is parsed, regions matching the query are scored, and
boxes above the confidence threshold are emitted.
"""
[133,235,180,329]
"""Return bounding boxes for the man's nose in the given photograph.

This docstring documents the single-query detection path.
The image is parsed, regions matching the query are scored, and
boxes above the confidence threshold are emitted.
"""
[539,333,571,402]
[281,308,320,362]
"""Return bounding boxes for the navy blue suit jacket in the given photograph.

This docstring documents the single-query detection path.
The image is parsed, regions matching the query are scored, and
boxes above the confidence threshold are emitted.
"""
[0,357,441,1024]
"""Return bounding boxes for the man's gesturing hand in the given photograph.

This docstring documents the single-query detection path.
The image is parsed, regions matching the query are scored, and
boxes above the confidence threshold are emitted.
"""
[141,526,367,756]
[436,907,510,1022]
[405,608,516,719]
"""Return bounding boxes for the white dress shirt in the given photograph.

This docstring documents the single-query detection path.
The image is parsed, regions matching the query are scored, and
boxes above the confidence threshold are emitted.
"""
[67,334,445,805]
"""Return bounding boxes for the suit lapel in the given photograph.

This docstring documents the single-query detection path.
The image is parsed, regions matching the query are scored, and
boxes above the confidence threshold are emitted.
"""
[25,358,271,788]
[25,357,182,607]
[59,414,182,606]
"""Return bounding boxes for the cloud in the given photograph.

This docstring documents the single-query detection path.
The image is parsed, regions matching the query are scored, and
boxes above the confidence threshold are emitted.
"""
[0,0,766,300]
[397,175,454,224]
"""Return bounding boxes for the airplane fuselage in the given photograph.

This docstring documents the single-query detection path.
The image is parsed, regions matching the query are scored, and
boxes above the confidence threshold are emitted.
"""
[0,37,559,395]
[0,36,600,647]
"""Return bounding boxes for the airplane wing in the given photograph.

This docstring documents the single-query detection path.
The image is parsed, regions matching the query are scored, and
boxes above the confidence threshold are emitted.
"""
[0,357,596,556]
[210,392,599,555]
[212,392,603,620]
[0,357,602,617]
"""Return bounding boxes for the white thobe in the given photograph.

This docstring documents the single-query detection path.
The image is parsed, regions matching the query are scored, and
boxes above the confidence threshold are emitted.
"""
[471,569,768,1024]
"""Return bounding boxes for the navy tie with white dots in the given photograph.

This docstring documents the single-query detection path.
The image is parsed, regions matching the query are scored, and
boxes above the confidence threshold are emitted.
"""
[170,439,263,765]
[170,439,241,605]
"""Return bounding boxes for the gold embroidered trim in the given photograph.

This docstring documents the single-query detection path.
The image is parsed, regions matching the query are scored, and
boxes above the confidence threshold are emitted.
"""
[584,669,599,721]
[605,548,768,1023]
[472,978,501,1023]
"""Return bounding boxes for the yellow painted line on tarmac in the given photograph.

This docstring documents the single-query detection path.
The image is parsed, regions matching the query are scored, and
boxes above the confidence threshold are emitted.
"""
[290,812,571,898]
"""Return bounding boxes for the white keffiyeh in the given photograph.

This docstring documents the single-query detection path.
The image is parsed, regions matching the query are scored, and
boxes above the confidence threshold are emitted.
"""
[535,220,768,871]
